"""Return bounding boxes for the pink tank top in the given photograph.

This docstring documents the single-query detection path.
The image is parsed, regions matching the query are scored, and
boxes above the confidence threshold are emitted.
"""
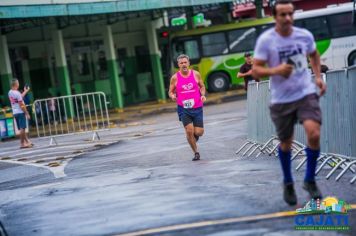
[176,70,203,109]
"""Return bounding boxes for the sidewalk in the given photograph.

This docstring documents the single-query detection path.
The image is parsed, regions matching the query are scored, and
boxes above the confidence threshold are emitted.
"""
[108,89,246,125]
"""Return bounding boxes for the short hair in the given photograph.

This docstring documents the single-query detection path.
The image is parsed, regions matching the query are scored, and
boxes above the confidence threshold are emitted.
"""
[177,54,190,63]
[244,52,251,57]
[272,0,295,16]
[11,79,19,87]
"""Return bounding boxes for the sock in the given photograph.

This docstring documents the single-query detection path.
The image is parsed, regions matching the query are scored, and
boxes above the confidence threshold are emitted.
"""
[194,134,199,142]
[304,147,320,182]
[278,147,293,184]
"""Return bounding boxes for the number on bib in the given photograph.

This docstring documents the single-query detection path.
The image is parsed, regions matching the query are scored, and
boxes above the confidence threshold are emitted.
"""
[183,99,195,109]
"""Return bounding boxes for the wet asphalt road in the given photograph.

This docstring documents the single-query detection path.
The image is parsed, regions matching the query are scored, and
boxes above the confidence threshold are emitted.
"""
[0,99,355,236]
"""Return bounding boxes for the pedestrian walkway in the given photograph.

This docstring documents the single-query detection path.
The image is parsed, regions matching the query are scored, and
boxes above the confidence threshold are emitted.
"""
[0,128,154,178]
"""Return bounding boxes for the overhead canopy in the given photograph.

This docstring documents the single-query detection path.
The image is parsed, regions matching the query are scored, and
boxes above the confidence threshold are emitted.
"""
[0,0,234,19]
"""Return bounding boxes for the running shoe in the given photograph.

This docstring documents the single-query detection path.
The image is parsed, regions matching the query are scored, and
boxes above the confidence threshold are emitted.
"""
[192,152,200,161]
[283,182,297,206]
[303,181,322,200]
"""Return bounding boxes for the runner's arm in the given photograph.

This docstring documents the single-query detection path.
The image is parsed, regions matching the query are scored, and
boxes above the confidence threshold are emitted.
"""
[195,71,206,97]
[309,50,326,96]
[252,59,293,78]
[168,74,177,100]
[309,50,321,80]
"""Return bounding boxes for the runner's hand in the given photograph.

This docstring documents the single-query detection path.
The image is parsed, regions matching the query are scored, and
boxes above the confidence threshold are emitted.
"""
[275,63,293,78]
[26,113,31,120]
[201,95,206,102]
[316,78,327,96]
[170,94,176,101]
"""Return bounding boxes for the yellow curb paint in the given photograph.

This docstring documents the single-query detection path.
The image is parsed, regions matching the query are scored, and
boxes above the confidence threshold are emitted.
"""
[114,108,124,113]
[117,205,356,236]
[158,99,167,104]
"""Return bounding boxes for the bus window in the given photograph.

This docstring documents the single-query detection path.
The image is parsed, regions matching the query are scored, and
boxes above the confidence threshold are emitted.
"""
[201,32,228,56]
[228,27,257,53]
[172,39,200,61]
[294,19,304,28]
[303,16,330,40]
[328,12,356,38]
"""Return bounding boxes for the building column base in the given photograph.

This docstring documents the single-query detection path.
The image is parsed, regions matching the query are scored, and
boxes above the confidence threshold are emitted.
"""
[0,73,13,105]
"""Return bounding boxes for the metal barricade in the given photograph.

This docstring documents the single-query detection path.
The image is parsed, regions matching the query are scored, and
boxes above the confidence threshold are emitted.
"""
[32,92,110,145]
[235,82,260,156]
[324,69,352,156]
[319,74,329,154]
[348,66,356,157]
[247,82,259,142]
[236,81,278,157]
[256,81,274,144]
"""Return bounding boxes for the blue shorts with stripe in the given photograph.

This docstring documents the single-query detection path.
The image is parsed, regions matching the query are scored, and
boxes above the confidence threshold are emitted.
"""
[177,105,204,128]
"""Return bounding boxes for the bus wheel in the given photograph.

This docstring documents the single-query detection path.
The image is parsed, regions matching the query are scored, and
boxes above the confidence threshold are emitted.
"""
[348,51,356,66]
[208,72,229,92]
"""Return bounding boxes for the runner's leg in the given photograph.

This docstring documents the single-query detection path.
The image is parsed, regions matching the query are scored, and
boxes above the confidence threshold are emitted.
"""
[298,94,323,199]
[302,119,322,199]
[184,123,197,153]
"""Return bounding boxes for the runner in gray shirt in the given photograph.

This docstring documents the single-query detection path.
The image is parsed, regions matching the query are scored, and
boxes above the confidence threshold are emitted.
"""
[252,0,326,206]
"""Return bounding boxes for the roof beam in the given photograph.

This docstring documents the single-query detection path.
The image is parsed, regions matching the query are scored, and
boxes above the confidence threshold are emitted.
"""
[0,0,234,19]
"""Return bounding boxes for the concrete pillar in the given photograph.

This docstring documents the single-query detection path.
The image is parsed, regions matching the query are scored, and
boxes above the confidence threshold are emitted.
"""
[186,7,194,30]
[52,29,73,117]
[0,35,13,105]
[145,21,166,103]
[103,25,124,111]
[52,30,71,97]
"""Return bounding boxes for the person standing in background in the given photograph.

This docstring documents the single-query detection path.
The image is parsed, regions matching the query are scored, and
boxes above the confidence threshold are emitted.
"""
[8,79,33,148]
[238,52,260,91]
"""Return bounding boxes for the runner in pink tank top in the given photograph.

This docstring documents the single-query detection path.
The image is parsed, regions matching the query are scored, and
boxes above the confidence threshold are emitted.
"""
[168,54,206,161]
[176,70,203,109]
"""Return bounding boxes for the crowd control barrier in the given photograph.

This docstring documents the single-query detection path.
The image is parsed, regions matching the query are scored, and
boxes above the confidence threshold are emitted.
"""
[32,92,110,145]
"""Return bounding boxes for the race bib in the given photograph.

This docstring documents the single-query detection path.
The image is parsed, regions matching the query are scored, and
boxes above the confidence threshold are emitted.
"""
[289,54,308,75]
[183,99,195,109]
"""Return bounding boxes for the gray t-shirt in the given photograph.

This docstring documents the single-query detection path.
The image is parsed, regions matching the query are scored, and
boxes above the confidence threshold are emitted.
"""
[8,89,24,115]
[254,26,316,104]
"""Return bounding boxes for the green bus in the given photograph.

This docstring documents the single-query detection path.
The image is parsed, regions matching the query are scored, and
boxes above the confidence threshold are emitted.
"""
[169,2,356,92]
